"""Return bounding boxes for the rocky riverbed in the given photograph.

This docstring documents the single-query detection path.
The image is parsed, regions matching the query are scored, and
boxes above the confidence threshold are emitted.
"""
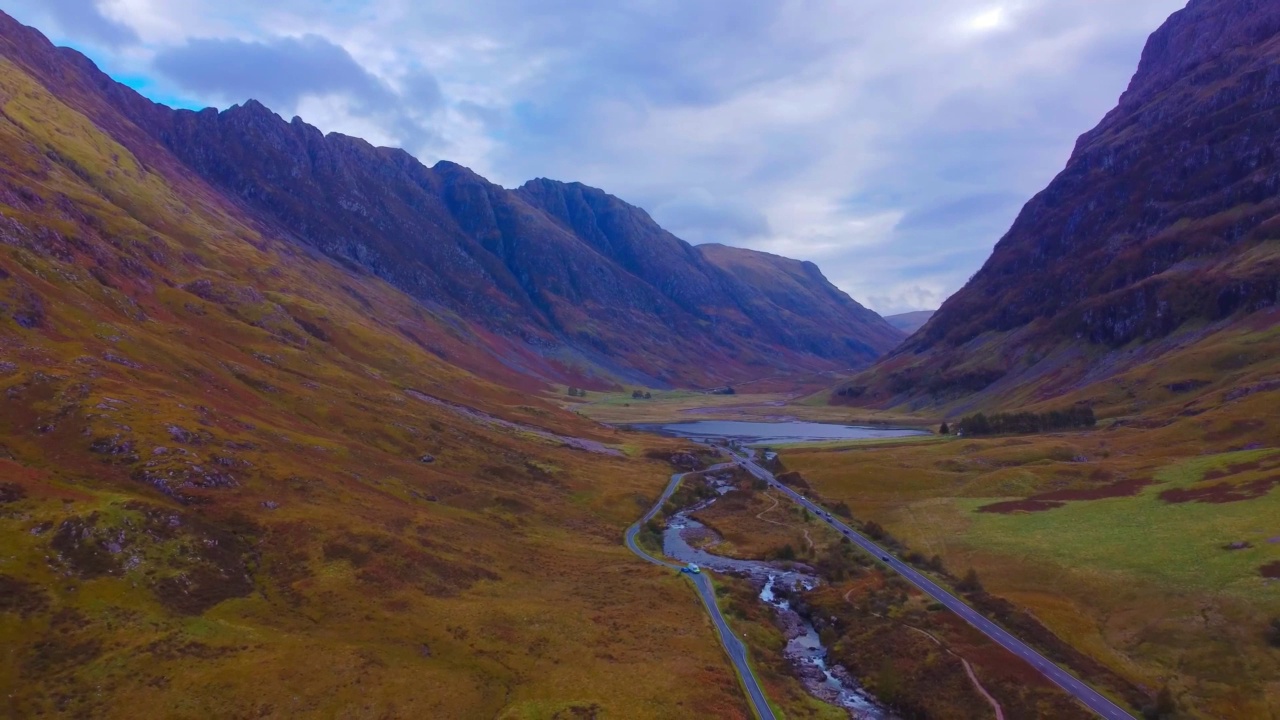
[661,478,887,719]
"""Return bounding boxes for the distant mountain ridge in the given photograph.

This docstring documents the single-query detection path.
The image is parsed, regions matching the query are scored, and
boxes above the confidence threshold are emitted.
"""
[884,310,934,335]
[843,0,1280,411]
[0,12,901,388]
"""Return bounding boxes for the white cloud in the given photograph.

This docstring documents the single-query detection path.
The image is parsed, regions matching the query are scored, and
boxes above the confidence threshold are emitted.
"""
[3,0,1190,313]
[964,6,1011,34]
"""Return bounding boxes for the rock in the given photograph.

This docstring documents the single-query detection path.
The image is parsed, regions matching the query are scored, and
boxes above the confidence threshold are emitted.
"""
[0,482,25,503]
[89,436,135,456]
[166,425,197,444]
[102,353,141,369]
[261,500,279,510]
[669,452,700,470]
[418,454,435,464]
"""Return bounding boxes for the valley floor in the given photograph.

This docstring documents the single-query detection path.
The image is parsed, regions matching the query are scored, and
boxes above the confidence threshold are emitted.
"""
[779,426,1280,719]
[585,385,1280,719]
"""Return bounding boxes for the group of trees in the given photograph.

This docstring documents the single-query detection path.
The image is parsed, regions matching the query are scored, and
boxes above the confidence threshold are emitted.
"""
[771,543,798,561]
[952,406,1096,437]
[630,389,652,399]
[566,386,588,397]
[956,568,984,593]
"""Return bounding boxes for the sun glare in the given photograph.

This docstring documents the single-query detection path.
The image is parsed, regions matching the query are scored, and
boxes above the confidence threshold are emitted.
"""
[965,6,1009,34]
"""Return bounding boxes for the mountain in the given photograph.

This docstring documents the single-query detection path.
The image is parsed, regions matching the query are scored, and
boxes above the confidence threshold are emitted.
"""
[0,14,764,717]
[694,243,904,358]
[841,0,1280,414]
[884,310,934,335]
[1,22,898,389]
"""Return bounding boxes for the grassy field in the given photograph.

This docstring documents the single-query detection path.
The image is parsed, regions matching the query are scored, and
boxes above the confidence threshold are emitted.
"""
[780,403,1280,718]
[568,389,934,426]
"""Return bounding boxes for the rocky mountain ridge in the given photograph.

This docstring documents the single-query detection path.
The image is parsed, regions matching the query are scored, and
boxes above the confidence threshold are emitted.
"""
[0,11,901,388]
[847,0,1280,411]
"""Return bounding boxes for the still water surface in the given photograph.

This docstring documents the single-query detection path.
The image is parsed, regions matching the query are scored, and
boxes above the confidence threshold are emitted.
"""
[649,419,927,445]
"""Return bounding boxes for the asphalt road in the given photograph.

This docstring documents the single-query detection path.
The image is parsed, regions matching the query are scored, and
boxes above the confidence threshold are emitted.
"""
[731,450,1136,720]
[624,468,778,720]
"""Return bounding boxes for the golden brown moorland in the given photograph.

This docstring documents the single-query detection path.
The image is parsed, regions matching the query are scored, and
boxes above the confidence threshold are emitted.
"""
[0,56,755,718]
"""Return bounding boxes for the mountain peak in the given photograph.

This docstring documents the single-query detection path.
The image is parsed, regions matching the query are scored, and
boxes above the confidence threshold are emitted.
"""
[1120,0,1280,109]
[858,0,1280,408]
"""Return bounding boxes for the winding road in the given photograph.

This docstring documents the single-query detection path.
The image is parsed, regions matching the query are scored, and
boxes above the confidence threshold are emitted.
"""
[624,467,777,720]
[730,449,1135,720]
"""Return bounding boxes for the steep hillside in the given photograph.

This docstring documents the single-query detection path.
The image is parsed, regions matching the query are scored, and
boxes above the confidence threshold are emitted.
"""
[884,310,934,335]
[0,16,895,390]
[0,17,755,718]
[843,0,1280,414]
[692,243,903,358]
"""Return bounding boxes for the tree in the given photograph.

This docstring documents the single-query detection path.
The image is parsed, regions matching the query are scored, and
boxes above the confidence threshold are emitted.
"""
[775,544,796,561]
[643,391,652,399]
[1142,686,1177,719]
[957,568,983,593]
[939,422,950,435]
[1268,618,1280,647]
[567,386,581,397]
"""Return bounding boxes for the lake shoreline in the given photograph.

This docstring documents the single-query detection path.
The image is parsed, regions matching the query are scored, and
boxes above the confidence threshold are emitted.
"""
[622,419,930,446]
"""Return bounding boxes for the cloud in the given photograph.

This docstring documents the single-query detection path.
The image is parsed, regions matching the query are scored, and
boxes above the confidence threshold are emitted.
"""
[151,32,446,152]
[152,34,393,110]
[13,0,1192,313]
[40,0,138,48]
[895,193,1025,232]
[648,190,772,245]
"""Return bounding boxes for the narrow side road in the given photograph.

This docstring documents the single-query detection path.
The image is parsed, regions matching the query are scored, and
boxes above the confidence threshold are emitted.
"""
[624,468,777,720]
[731,450,1135,720]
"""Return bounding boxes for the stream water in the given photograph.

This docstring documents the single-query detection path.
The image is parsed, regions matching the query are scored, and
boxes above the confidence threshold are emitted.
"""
[661,472,887,718]
[642,419,927,445]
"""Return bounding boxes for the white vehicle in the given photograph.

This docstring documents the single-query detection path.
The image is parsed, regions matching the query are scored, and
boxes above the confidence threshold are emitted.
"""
[684,562,701,574]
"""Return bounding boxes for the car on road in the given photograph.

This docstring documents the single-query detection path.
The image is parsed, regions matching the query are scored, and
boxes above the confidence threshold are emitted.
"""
[881,556,891,562]
[682,562,701,574]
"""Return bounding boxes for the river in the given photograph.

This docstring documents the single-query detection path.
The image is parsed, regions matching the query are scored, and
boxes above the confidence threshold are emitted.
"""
[661,469,888,719]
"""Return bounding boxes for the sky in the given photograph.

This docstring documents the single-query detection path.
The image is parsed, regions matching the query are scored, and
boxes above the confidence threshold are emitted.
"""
[8,0,1188,314]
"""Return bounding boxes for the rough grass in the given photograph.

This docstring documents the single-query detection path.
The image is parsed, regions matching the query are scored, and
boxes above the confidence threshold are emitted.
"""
[961,449,1280,598]
[0,58,750,718]
[781,407,1280,719]
[574,390,933,426]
